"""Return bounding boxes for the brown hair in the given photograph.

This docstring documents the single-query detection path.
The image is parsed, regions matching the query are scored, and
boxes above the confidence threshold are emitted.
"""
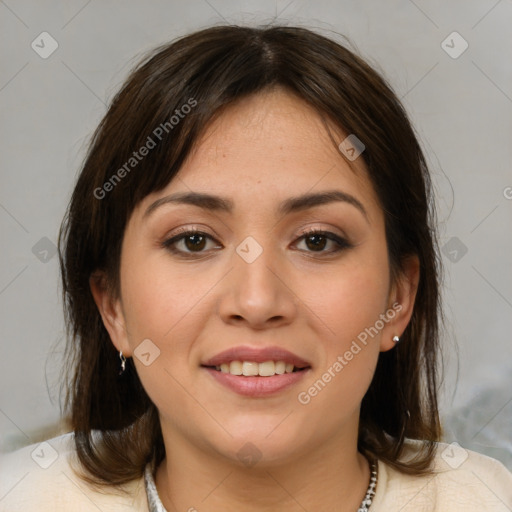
[59,24,443,486]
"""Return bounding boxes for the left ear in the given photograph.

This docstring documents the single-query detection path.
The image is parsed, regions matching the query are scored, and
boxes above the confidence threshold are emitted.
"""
[380,255,420,352]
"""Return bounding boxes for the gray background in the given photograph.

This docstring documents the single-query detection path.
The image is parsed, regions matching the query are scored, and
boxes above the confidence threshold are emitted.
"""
[1,0,511,469]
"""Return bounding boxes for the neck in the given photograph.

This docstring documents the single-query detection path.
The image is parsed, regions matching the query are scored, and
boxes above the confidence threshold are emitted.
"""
[155,429,371,512]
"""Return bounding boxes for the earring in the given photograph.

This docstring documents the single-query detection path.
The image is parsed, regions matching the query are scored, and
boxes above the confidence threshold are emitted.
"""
[119,351,127,375]
[392,335,400,344]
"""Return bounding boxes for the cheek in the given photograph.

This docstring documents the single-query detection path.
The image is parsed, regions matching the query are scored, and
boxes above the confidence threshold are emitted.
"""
[301,254,390,345]
[118,255,213,415]
[293,252,389,411]
[120,252,213,343]
[118,251,227,402]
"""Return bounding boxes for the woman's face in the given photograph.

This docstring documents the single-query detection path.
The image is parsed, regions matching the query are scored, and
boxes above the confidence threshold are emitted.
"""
[94,88,417,466]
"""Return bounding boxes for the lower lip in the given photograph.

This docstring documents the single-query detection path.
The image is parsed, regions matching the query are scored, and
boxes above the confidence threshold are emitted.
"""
[204,367,310,397]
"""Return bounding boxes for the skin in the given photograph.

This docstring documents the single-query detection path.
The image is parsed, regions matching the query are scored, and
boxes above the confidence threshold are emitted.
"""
[91,87,419,512]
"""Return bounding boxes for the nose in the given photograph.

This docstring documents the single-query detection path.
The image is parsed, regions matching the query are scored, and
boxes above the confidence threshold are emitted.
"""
[216,239,298,330]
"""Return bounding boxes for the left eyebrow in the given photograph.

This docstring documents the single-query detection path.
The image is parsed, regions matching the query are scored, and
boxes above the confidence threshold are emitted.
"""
[277,190,368,222]
[143,190,369,223]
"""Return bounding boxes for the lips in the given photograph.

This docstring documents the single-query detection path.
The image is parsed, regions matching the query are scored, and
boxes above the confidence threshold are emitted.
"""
[201,346,311,397]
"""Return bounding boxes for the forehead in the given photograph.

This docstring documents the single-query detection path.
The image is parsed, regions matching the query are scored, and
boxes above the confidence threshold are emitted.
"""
[187,88,352,182]
[139,88,382,223]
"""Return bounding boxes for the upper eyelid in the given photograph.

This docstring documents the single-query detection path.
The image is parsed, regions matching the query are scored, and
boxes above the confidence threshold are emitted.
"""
[166,227,345,241]
[167,223,346,238]
[163,228,348,253]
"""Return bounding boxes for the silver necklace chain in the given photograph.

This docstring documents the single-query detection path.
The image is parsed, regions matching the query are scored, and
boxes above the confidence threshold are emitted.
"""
[145,457,378,512]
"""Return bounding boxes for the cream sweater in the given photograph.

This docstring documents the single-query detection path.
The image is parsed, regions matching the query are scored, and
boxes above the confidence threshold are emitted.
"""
[1,433,511,511]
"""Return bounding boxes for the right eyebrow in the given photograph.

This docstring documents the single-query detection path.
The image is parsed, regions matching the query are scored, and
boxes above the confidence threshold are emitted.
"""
[144,192,234,219]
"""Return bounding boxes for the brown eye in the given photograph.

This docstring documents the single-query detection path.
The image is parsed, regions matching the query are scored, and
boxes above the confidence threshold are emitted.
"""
[162,230,220,256]
[305,233,327,251]
[184,234,207,251]
[295,230,351,254]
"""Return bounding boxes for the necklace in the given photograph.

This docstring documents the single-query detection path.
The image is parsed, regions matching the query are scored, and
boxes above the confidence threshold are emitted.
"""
[145,457,378,512]
[358,458,378,512]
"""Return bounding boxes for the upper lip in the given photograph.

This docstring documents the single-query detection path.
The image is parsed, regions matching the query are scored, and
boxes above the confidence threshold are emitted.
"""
[202,346,311,368]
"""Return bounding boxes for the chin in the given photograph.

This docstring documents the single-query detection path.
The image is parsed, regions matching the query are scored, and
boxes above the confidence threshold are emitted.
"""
[208,422,311,469]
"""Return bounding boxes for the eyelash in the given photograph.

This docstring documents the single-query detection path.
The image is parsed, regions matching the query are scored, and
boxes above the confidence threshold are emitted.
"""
[161,227,352,258]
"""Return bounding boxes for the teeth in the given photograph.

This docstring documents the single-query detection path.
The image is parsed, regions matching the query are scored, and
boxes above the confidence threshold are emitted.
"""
[242,361,259,376]
[230,361,243,375]
[275,361,286,374]
[214,360,301,376]
[258,361,275,376]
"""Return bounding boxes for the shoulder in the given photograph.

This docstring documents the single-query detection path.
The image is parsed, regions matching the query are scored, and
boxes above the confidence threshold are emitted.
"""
[373,439,512,511]
[0,433,149,511]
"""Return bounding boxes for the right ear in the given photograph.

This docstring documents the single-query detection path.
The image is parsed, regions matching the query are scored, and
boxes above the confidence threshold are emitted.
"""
[89,271,132,356]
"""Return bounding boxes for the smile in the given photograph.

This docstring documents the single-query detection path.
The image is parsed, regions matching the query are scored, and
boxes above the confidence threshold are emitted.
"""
[213,360,303,376]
